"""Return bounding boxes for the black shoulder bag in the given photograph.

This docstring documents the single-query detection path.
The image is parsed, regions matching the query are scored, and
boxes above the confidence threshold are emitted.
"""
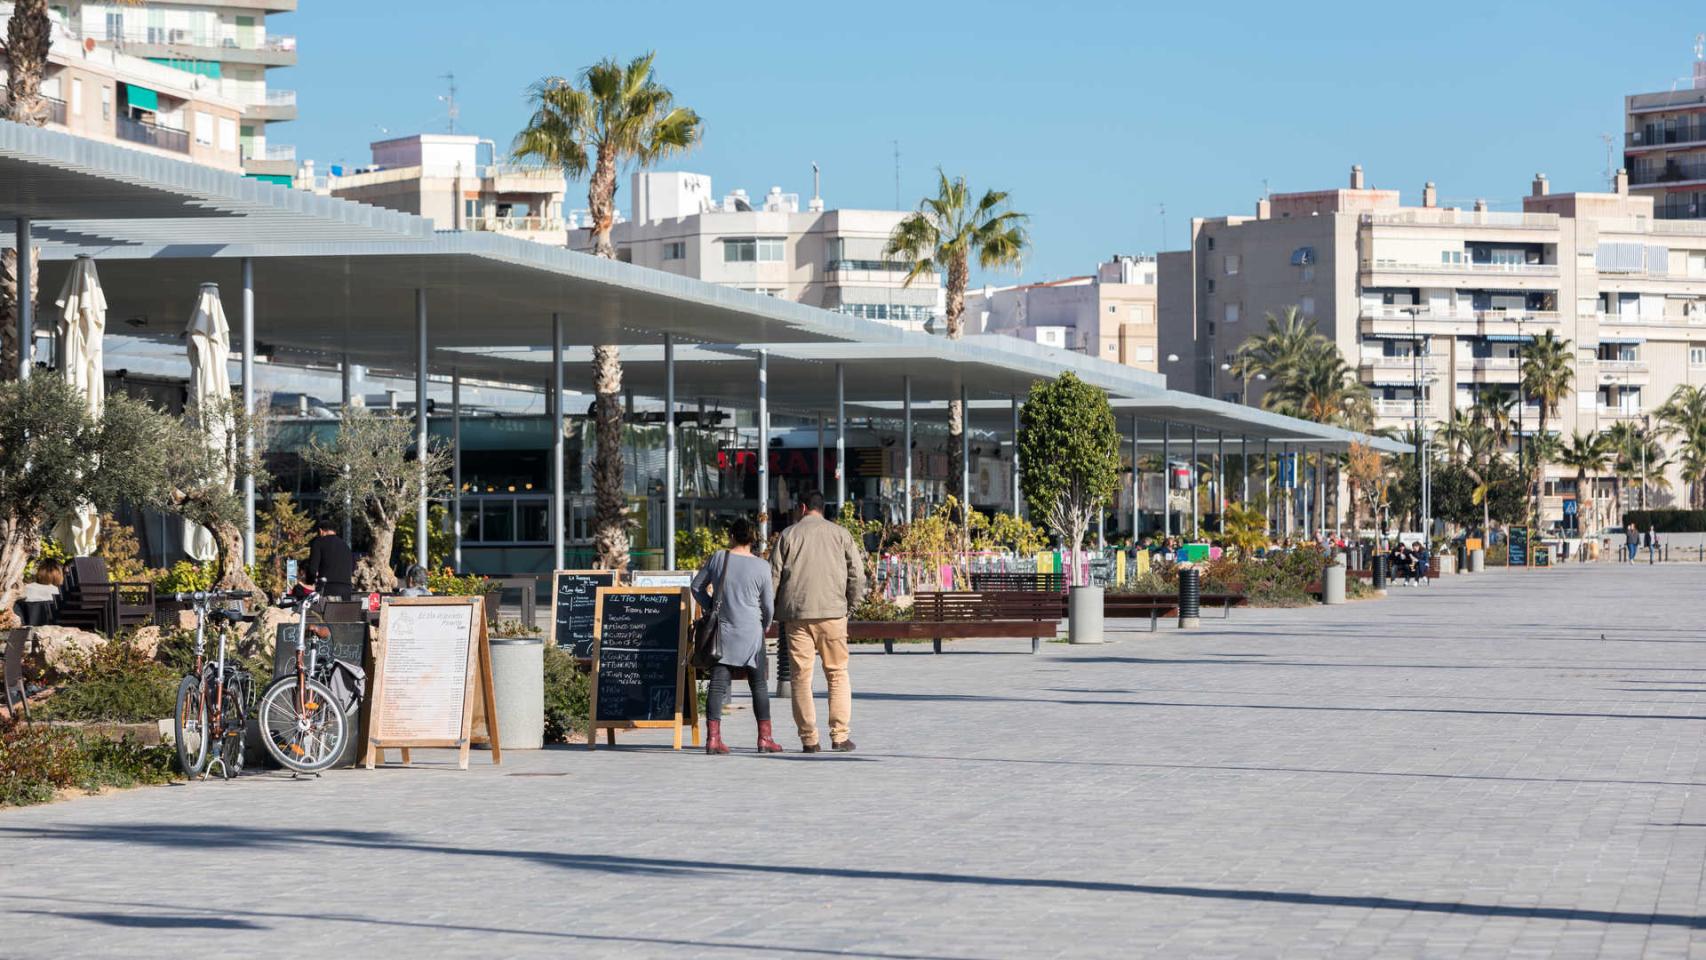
[689,551,729,671]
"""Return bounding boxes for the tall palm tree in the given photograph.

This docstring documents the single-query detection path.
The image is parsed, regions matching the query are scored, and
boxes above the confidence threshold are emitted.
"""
[1436,407,1477,467]
[1556,431,1610,536]
[1519,331,1574,523]
[1231,306,1320,387]
[1,0,53,381]
[1472,388,1516,450]
[514,53,702,569]
[1657,384,1706,508]
[1263,341,1368,534]
[885,172,1027,505]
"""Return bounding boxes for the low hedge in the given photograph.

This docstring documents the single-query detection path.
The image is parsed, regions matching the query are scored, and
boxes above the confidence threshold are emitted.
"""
[1622,510,1706,533]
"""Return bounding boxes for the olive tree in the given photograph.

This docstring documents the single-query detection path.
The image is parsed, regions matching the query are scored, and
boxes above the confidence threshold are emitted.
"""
[306,409,451,592]
[0,376,175,619]
[1018,372,1120,586]
[163,399,268,596]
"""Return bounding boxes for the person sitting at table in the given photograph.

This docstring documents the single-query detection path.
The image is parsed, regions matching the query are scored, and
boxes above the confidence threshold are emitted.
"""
[18,559,63,626]
[399,565,432,597]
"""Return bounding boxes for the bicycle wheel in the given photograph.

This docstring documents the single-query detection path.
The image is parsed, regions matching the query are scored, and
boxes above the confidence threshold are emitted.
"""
[215,680,248,780]
[255,675,347,773]
[174,674,209,778]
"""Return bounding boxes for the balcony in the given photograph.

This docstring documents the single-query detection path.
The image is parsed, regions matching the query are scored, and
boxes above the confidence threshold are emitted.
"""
[1373,398,1427,419]
[1595,310,1706,328]
[466,216,567,234]
[1596,405,1646,420]
[242,89,297,121]
[115,116,189,154]
[1360,306,1562,338]
[99,25,298,65]
[1629,159,1706,188]
[244,143,295,162]
[1361,210,1558,229]
[1455,356,1522,380]
[1592,216,1706,237]
[42,96,66,126]
[1626,123,1706,152]
[1361,258,1560,279]
[1359,355,1445,383]
[1597,358,1650,379]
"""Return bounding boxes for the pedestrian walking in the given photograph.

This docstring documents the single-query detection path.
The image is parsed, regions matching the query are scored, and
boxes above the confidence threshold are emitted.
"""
[1647,527,1658,565]
[1625,523,1640,563]
[691,518,781,755]
[770,491,867,753]
[302,515,355,599]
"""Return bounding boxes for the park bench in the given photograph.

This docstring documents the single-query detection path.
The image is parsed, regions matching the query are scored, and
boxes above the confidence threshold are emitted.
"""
[1105,591,1247,628]
[897,591,1063,654]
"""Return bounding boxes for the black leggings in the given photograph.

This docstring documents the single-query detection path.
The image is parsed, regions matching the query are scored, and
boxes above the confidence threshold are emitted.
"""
[707,654,770,723]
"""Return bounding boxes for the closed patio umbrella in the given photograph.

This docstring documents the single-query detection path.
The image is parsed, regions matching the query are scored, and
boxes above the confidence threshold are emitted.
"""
[54,255,106,556]
[184,283,233,562]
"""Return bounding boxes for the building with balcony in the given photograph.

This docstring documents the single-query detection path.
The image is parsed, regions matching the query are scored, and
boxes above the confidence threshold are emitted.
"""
[609,171,942,331]
[960,256,1160,370]
[1159,163,1706,530]
[51,0,297,181]
[0,6,244,170]
[313,134,569,247]
[1624,45,1706,220]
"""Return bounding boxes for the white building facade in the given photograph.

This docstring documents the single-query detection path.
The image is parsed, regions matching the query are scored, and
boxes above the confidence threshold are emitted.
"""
[963,255,1160,371]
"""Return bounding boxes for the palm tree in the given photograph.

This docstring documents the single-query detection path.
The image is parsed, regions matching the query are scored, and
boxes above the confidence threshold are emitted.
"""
[1231,306,1320,387]
[1437,407,1477,467]
[1519,331,1574,523]
[1263,341,1368,534]
[1657,384,1706,508]
[1556,431,1610,536]
[885,172,1027,504]
[1,0,53,381]
[514,53,702,568]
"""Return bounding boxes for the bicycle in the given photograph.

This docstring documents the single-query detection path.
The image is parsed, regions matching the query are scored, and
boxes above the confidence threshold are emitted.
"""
[171,590,254,781]
[254,591,350,773]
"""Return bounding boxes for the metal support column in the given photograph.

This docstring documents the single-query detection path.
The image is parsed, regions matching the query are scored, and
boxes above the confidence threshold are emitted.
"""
[758,349,770,541]
[664,332,677,570]
[959,382,970,512]
[1190,425,1200,537]
[835,363,846,512]
[452,368,463,572]
[1161,421,1172,538]
[1130,416,1140,539]
[815,413,825,497]
[414,289,428,571]
[552,314,566,571]
[1011,395,1021,520]
[1241,435,1250,505]
[1262,438,1272,535]
[1215,430,1225,529]
[340,357,354,542]
[902,376,913,523]
[15,217,30,379]
[241,258,255,566]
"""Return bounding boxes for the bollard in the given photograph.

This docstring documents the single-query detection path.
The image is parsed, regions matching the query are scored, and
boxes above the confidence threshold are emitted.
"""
[1469,548,1484,573]
[1323,554,1347,605]
[1371,553,1388,594]
[1068,585,1105,644]
[487,637,544,750]
[772,626,792,700]
[1178,566,1201,629]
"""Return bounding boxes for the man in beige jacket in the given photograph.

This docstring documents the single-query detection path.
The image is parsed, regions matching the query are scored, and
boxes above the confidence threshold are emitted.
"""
[770,491,867,751]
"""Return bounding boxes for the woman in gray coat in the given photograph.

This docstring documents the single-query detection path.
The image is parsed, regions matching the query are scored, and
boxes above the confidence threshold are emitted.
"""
[691,518,781,755]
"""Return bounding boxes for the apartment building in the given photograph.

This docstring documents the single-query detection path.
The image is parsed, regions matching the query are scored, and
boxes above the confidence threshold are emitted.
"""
[1623,45,1706,220]
[53,0,298,181]
[316,134,568,246]
[1159,164,1706,529]
[0,7,245,170]
[963,255,1160,371]
[611,172,942,330]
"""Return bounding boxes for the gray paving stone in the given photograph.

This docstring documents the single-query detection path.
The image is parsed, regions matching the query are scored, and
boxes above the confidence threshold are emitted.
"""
[3,564,1706,957]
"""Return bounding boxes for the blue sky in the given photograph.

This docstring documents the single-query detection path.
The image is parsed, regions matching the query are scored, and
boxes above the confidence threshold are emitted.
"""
[282,0,1702,284]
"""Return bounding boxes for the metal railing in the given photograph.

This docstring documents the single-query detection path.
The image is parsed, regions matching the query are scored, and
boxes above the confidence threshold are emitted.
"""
[115,115,189,154]
[1362,259,1560,277]
[42,96,66,126]
[1593,216,1706,237]
[265,89,296,105]
[1597,358,1648,372]
[1628,123,1706,149]
[466,216,566,233]
[1362,210,1558,229]
[1361,306,1561,324]
[1596,310,1706,326]
[82,23,296,54]
[243,142,295,162]
[1455,356,1521,372]
[827,259,911,273]
[1629,159,1706,187]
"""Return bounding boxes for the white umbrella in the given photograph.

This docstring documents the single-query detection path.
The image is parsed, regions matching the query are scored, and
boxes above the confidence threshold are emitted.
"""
[184,283,233,562]
[54,256,106,556]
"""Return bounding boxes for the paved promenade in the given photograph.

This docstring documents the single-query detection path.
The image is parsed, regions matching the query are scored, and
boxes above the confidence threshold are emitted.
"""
[4,564,1706,958]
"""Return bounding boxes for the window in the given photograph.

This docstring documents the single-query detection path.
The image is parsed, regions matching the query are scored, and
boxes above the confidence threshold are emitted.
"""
[1691,346,1706,367]
[757,237,784,261]
[71,78,82,115]
[463,198,479,220]
[1135,346,1155,363]
[1206,237,1215,251]
[1301,296,1315,316]
[1300,265,1315,282]
[194,111,213,145]
[1440,250,1464,265]
[1130,306,1150,324]
[1206,279,1215,293]
[1224,303,1240,324]
[1107,304,1118,314]
[663,241,686,260]
[101,86,111,121]
[1224,254,1240,276]
[724,237,783,263]
[217,117,236,151]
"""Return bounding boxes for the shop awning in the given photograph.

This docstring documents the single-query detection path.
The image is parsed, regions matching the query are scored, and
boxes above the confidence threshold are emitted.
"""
[123,84,159,112]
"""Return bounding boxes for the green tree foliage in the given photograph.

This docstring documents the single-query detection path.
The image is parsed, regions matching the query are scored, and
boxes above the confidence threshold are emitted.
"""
[162,399,268,595]
[1018,373,1119,581]
[255,493,315,597]
[394,502,456,573]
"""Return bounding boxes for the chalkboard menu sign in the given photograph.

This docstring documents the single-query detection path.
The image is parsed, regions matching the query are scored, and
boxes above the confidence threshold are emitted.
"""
[588,587,690,749]
[1508,526,1529,567]
[549,569,615,659]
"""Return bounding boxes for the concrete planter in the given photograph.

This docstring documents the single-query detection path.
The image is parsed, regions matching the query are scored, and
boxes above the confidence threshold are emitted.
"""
[488,636,545,750]
[1068,586,1105,644]
[1469,548,1485,573]
[1323,556,1347,605]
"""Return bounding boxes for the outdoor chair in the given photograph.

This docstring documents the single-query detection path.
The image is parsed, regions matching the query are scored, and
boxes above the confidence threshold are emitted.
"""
[58,557,155,637]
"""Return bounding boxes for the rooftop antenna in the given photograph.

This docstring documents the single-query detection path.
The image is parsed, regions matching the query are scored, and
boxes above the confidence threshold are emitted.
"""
[1600,133,1616,188]
[1262,178,1270,199]
[892,140,901,210]
[1157,202,1167,251]
[1695,34,1706,90]
[809,161,823,212]
[437,72,459,134]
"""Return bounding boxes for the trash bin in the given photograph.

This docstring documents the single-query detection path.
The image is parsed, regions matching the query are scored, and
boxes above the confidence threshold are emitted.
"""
[1178,567,1202,629]
[1469,548,1485,573]
[1068,586,1104,644]
[488,636,544,750]
[1371,554,1388,593]
[1323,555,1347,605]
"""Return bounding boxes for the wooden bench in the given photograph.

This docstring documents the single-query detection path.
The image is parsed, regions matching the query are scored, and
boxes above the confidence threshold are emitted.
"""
[903,591,1062,654]
[1108,591,1246,626]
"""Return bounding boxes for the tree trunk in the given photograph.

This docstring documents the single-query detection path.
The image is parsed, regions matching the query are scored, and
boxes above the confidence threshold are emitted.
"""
[211,518,262,598]
[586,148,629,570]
[0,246,39,381]
[3,0,51,128]
[355,523,398,593]
[945,251,968,511]
[0,515,39,629]
[592,344,629,570]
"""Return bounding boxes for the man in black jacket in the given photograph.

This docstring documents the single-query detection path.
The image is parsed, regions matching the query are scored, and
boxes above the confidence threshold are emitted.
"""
[303,517,355,599]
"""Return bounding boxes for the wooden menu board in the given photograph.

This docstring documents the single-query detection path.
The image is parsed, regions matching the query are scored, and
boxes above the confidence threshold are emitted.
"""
[364,597,500,770]
[549,569,616,659]
[588,587,691,749]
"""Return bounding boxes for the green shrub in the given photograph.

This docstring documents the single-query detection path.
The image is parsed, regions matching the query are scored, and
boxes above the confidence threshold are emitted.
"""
[429,569,490,597]
[675,526,725,572]
[542,646,591,744]
[73,733,176,791]
[1622,510,1706,533]
[852,594,907,621]
[152,560,215,595]
[0,718,80,806]
[36,639,178,723]
[491,619,542,639]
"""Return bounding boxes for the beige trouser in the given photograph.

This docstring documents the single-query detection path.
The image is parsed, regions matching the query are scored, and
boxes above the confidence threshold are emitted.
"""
[785,618,851,746]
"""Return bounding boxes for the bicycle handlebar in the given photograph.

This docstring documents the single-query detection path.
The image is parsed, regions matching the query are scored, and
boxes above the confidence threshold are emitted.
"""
[172,590,253,603]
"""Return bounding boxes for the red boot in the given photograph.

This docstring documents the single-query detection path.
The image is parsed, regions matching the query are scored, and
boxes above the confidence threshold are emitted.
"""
[705,719,729,755]
[756,720,783,754]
